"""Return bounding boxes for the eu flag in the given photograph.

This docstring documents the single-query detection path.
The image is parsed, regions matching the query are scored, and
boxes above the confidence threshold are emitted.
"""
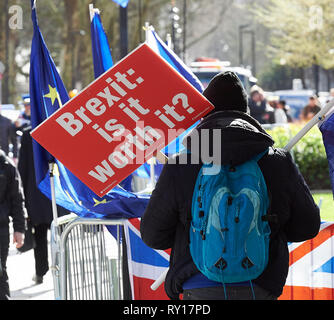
[146,26,204,155]
[90,9,113,79]
[29,0,149,219]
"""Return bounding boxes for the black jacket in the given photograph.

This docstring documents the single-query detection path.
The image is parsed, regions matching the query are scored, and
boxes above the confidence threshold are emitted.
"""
[248,98,275,124]
[0,114,18,158]
[18,126,69,226]
[0,149,26,234]
[140,111,320,299]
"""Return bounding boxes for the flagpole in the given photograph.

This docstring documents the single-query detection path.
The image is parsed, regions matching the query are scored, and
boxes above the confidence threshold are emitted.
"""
[89,3,100,22]
[48,161,59,227]
[144,21,150,43]
[151,268,168,291]
[284,99,334,151]
[143,22,158,187]
[166,33,172,49]
[89,4,94,21]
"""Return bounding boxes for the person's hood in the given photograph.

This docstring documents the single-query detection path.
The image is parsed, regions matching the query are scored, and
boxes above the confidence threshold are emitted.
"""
[182,110,274,166]
[203,71,249,115]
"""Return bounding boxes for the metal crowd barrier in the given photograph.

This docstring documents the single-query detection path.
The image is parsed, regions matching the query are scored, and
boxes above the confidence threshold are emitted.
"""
[50,213,126,300]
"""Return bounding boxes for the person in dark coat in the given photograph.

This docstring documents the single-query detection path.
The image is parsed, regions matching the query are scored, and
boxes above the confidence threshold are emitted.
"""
[0,149,26,299]
[18,126,69,284]
[140,71,320,300]
[300,95,321,122]
[0,108,18,162]
[248,85,275,124]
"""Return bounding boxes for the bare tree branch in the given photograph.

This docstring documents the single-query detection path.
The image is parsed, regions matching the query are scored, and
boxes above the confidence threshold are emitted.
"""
[186,0,235,49]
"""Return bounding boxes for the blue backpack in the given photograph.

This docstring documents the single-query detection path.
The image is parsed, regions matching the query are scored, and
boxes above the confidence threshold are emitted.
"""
[189,149,271,284]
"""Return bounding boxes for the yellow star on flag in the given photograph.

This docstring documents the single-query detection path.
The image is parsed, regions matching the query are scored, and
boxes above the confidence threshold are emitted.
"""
[44,84,59,105]
[93,198,109,207]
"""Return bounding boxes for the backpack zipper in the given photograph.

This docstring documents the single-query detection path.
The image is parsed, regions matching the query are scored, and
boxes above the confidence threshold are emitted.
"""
[233,202,240,256]
[198,171,207,240]
[221,195,231,253]
[198,169,220,241]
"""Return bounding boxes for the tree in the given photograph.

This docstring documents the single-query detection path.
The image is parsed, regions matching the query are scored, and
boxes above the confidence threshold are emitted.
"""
[257,62,304,91]
[253,0,334,70]
[185,0,235,51]
[1,0,26,104]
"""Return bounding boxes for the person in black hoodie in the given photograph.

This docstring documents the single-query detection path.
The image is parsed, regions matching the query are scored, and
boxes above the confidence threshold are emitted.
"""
[140,71,320,300]
[0,149,26,300]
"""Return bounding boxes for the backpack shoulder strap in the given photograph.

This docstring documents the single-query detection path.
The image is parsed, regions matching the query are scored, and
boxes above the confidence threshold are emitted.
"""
[254,149,279,225]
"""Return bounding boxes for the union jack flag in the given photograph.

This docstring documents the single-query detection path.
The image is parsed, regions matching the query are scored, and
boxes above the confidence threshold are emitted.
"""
[125,219,334,300]
[280,221,334,300]
[124,218,170,300]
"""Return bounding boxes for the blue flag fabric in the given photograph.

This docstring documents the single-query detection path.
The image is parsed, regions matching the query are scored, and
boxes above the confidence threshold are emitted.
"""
[146,28,203,93]
[145,27,204,155]
[112,0,129,8]
[29,0,149,219]
[319,111,334,196]
[90,11,113,79]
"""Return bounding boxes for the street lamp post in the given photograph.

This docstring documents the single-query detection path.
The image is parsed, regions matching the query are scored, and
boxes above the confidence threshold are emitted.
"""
[170,4,182,56]
[238,24,249,66]
[244,29,256,76]
[0,61,5,105]
[70,29,86,90]
[239,24,256,76]
[120,5,128,59]
[182,0,187,61]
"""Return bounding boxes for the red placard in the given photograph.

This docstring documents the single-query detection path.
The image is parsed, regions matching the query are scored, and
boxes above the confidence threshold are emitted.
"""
[31,43,214,197]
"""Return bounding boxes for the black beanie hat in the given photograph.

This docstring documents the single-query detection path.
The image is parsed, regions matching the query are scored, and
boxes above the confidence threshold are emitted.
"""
[203,71,248,113]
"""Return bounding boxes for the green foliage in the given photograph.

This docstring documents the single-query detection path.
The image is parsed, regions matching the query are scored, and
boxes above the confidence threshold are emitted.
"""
[312,192,334,221]
[257,62,303,91]
[268,124,331,190]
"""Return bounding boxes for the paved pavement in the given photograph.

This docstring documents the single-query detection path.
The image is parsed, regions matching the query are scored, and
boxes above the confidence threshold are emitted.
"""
[6,232,56,300]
